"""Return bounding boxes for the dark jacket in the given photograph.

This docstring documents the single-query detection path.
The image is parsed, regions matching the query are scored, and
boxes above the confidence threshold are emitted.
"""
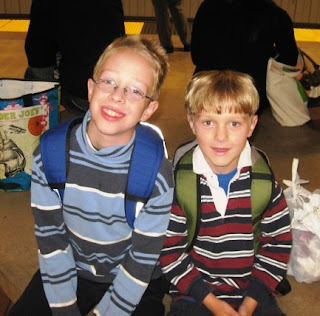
[25,0,125,101]
[191,0,298,111]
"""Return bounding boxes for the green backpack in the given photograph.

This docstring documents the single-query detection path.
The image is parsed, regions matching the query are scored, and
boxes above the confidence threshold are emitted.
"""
[174,146,274,253]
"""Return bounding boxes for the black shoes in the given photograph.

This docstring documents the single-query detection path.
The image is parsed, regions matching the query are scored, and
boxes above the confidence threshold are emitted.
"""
[184,44,191,52]
[164,46,174,54]
[163,45,191,54]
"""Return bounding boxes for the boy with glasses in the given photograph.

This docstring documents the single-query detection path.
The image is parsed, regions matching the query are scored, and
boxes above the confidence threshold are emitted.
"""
[9,35,173,316]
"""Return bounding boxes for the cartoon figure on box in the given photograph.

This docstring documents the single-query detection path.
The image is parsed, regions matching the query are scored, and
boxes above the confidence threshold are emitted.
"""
[0,128,27,190]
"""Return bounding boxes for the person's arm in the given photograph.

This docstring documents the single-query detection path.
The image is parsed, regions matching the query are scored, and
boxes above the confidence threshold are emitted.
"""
[237,296,258,316]
[244,178,292,306]
[203,293,240,316]
[160,194,214,303]
[274,8,298,66]
[31,148,81,316]
[94,159,174,315]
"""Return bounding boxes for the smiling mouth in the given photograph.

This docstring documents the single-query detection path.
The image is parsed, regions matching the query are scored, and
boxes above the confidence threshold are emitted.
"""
[103,108,124,118]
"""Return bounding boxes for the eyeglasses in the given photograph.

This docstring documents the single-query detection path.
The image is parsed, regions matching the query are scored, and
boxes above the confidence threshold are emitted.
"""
[93,78,153,102]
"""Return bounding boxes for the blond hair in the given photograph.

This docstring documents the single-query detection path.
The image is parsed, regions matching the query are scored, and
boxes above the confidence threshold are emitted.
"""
[93,35,169,100]
[185,70,259,116]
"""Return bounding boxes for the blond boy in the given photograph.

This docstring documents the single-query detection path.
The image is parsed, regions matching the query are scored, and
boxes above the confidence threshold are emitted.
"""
[160,70,291,316]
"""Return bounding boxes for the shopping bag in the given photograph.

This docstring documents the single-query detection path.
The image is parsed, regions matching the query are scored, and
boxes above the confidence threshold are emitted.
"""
[0,79,60,191]
[283,158,320,283]
[266,56,310,127]
[0,79,60,128]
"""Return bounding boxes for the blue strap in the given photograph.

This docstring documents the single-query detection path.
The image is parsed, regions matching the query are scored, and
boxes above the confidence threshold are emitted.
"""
[125,123,164,228]
[41,120,164,228]
[40,117,82,200]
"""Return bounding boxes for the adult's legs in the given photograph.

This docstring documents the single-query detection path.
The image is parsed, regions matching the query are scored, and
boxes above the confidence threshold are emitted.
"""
[151,0,173,50]
[167,0,191,47]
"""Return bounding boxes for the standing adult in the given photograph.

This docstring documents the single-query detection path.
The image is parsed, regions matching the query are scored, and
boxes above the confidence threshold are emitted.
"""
[191,0,298,114]
[25,0,125,114]
[151,0,191,53]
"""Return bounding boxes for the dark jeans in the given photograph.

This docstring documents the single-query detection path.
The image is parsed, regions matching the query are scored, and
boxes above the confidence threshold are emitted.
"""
[9,270,165,316]
[168,293,285,316]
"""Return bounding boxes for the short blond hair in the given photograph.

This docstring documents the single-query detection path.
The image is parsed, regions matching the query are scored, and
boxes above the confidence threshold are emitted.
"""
[185,70,259,116]
[93,35,169,100]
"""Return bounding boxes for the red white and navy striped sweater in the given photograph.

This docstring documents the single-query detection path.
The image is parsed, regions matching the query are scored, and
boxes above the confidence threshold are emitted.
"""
[160,165,291,310]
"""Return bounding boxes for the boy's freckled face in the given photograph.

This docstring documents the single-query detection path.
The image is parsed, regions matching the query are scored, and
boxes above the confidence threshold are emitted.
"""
[188,109,258,174]
[87,49,158,149]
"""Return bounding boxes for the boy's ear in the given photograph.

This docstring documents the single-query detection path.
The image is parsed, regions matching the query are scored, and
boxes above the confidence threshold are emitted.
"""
[187,115,196,135]
[87,78,94,101]
[141,100,159,121]
[248,115,258,138]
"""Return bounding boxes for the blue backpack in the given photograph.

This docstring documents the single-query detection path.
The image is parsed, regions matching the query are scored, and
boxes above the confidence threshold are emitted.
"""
[39,117,165,228]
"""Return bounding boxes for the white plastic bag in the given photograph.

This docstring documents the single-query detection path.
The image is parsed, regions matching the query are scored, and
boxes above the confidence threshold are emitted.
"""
[266,56,310,127]
[283,158,320,283]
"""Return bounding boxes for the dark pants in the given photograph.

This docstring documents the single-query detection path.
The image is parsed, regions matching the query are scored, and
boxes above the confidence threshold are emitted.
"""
[9,270,165,316]
[168,293,285,316]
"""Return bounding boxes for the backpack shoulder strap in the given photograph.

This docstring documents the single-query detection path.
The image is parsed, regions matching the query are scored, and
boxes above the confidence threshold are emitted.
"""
[251,146,274,252]
[175,148,200,250]
[172,139,198,168]
[125,122,165,228]
[40,117,82,200]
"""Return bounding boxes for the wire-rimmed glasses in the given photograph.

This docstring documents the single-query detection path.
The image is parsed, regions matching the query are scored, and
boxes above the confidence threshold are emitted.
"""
[93,78,153,103]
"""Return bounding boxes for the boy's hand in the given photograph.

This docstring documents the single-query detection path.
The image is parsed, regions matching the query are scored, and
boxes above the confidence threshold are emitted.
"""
[238,296,258,316]
[203,293,240,316]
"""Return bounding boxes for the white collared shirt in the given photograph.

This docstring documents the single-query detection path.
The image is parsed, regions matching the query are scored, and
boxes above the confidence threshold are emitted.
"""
[192,141,252,216]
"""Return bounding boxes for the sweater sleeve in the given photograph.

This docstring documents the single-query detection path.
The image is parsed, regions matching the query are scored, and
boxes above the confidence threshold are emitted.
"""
[159,197,212,304]
[246,178,292,302]
[94,159,174,315]
[31,148,81,316]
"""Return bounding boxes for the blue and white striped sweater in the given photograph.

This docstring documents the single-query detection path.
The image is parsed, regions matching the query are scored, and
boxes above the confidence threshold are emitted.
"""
[31,118,174,315]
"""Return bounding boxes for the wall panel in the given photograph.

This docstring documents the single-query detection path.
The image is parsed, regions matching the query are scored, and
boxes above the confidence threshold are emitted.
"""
[295,0,311,23]
[20,0,31,14]
[0,0,319,26]
[3,0,20,14]
[309,0,320,24]
[0,1,5,14]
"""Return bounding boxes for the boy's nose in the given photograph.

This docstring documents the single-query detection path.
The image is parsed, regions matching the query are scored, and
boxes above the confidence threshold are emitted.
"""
[215,125,227,141]
[110,86,126,102]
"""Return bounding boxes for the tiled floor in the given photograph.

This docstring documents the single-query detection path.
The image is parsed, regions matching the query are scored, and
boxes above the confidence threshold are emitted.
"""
[1,23,320,316]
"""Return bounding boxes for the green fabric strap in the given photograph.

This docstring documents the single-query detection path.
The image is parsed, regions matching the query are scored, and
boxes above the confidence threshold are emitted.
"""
[175,150,198,248]
[251,147,273,252]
